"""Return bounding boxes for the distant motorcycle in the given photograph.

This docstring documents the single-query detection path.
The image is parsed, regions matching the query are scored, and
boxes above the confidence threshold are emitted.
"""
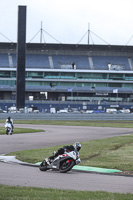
[5,122,13,135]
[39,150,81,173]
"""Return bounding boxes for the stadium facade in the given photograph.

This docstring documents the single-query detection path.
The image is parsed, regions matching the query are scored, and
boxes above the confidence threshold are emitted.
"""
[0,42,133,112]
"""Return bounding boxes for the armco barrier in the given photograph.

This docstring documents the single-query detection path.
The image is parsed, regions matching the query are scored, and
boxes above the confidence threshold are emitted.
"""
[1,113,133,120]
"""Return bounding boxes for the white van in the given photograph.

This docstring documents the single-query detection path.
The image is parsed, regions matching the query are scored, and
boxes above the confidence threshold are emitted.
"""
[106,108,117,114]
[120,109,130,114]
[57,109,68,113]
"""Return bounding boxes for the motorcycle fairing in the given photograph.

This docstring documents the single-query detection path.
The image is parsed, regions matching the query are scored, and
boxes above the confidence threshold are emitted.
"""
[47,156,74,170]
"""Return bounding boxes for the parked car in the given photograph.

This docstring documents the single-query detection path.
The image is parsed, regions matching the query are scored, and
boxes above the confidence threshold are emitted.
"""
[85,110,94,114]
[92,110,105,113]
[57,109,68,113]
[119,109,130,114]
[106,108,117,114]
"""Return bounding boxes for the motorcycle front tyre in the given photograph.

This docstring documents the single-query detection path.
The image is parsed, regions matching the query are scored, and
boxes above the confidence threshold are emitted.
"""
[59,159,75,173]
[39,161,48,171]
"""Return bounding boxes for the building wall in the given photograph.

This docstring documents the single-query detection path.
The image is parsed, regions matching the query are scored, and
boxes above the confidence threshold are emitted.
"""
[0,43,133,104]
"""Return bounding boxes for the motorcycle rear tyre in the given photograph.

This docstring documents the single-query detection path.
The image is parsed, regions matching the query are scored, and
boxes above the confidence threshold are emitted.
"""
[59,159,75,173]
[39,161,48,171]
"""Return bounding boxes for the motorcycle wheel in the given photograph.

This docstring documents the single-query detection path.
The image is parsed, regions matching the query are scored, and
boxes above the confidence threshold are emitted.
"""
[59,159,75,173]
[39,161,48,171]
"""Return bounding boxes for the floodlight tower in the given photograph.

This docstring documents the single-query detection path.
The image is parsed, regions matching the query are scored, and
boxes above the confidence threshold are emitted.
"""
[40,21,43,43]
[88,23,90,45]
[16,6,27,110]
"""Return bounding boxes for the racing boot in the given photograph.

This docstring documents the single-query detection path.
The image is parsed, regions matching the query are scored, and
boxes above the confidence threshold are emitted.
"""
[45,158,51,165]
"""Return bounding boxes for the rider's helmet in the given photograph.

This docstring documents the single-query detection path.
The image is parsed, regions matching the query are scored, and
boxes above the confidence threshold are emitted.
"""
[73,142,81,151]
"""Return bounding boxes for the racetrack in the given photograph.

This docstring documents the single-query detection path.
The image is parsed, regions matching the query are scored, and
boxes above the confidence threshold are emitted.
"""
[0,124,133,193]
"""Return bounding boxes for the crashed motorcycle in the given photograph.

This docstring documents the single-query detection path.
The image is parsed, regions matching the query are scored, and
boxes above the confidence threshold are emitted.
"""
[5,122,13,135]
[39,150,81,173]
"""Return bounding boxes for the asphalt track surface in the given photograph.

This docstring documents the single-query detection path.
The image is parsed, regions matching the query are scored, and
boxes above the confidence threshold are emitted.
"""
[0,123,133,193]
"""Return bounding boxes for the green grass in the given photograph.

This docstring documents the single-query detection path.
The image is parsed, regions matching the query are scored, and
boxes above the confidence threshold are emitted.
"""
[1,120,133,128]
[15,120,133,128]
[8,134,133,172]
[80,135,133,171]
[0,127,44,135]
[0,185,133,200]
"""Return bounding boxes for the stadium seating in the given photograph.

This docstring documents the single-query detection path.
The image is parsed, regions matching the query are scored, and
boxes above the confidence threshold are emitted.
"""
[26,54,50,68]
[52,55,90,69]
[12,54,50,68]
[0,53,9,67]
[92,56,130,70]
[0,53,131,71]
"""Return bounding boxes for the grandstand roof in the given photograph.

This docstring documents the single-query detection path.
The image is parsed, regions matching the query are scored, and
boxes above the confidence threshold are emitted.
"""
[0,42,133,53]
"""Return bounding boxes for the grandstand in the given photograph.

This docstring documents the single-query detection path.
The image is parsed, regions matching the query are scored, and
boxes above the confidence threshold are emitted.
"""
[0,42,133,111]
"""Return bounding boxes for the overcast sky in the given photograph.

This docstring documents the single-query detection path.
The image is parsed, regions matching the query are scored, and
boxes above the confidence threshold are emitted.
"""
[0,0,133,45]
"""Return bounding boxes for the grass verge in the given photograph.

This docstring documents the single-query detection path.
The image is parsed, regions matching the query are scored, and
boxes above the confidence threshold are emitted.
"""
[0,127,44,135]
[8,134,133,172]
[0,185,133,200]
[1,120,133,128]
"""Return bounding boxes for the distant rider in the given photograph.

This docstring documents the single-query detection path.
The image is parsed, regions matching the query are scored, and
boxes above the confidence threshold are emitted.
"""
[5,116,14,132]
[46,142,81,164]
